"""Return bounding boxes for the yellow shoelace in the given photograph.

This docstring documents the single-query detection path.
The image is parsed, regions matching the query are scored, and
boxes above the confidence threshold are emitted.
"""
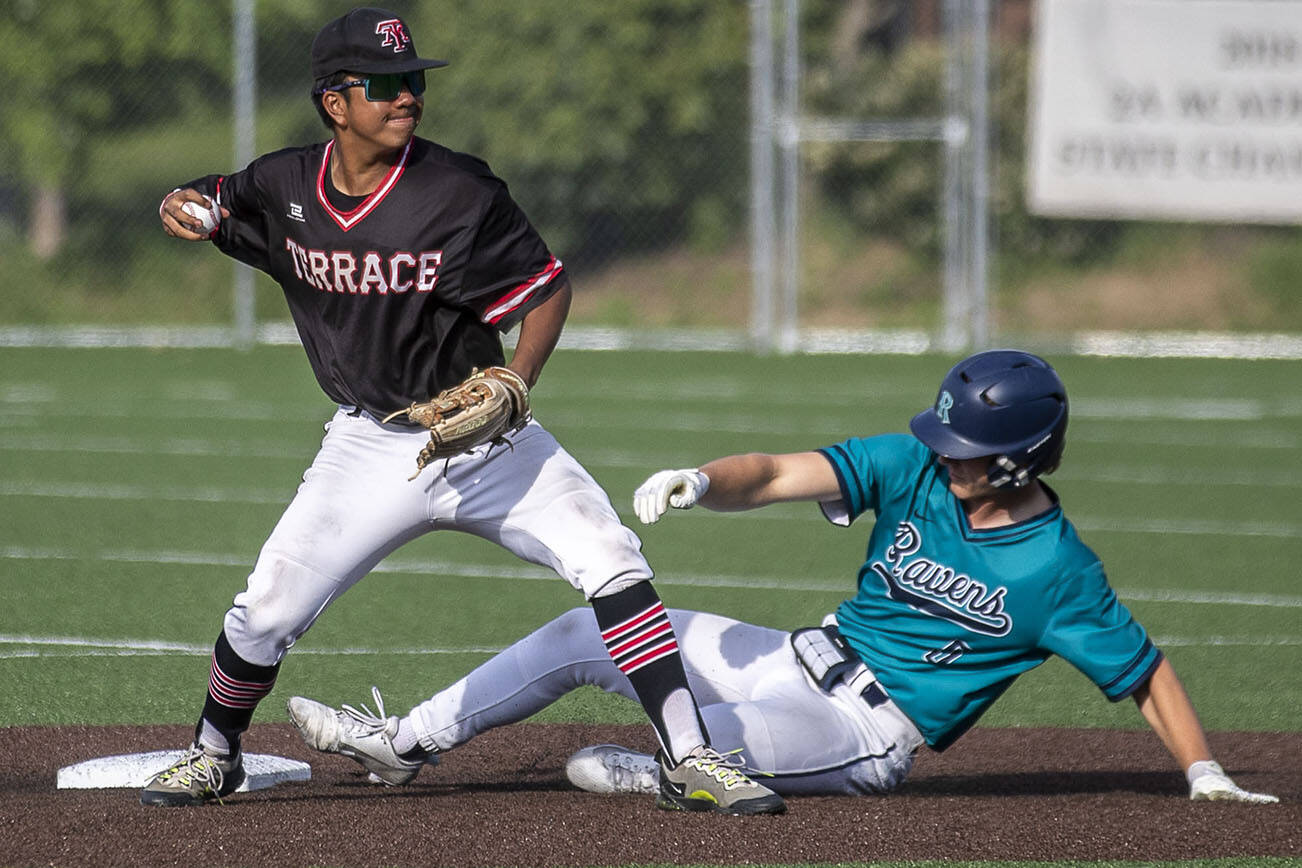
[685,748,753,791]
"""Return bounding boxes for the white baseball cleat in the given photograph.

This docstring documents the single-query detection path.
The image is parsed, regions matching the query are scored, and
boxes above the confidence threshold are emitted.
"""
[287,686,436,786]
[565,744,660,795]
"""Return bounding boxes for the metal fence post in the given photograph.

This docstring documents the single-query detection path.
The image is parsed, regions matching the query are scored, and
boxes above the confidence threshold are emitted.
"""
[941,0,967,353]
[232,0,257,349]
[750,0,777,354]
[968,0,991,350]
[777,0,801,355]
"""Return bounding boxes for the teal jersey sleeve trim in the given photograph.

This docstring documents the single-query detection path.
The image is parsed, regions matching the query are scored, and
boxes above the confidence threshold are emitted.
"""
[817,443,862,516]
[1101,640,1164,701]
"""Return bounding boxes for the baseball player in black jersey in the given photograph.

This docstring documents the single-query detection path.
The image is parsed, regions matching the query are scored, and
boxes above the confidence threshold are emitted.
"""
[141,7,784,816]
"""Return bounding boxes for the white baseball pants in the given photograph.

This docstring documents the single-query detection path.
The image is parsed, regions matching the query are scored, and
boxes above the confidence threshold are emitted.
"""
[222,409,651,667]
[406,607,925,795]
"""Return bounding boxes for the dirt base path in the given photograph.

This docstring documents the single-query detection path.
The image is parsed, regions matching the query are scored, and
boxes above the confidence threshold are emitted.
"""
[2,724,1297,867]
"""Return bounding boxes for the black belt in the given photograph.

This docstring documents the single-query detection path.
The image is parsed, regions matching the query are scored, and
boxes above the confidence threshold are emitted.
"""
[792,623,894,709]
[340,405,423,428]
[863,680,890,708]
[822,623,894,708]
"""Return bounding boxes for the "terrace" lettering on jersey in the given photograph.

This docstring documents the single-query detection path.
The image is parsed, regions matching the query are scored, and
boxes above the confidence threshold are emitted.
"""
[284,237,443,294]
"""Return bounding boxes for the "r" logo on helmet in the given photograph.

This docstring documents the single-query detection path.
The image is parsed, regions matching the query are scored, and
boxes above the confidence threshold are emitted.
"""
[936,390,954,424]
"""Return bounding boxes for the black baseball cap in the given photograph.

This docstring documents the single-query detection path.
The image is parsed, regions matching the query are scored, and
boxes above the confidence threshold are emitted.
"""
[311,7,448,79]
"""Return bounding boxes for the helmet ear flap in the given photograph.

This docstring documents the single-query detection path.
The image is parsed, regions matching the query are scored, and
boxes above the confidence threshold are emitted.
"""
[985,413,1067,489]
[1039,416,1068,476]
[987,455,1030,489]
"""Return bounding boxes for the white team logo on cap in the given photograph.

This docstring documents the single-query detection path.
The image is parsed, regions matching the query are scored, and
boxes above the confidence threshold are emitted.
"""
[375,19,410,52]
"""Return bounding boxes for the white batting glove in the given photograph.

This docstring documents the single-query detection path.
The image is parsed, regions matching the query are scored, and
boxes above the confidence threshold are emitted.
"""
[633,468,710,524]
[1187,760,1278,803]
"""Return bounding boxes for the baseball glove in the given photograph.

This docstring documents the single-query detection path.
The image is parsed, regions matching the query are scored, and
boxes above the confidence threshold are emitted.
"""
[382,366,531,479]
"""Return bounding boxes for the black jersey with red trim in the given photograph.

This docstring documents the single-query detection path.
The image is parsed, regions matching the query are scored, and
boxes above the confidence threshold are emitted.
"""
[182,136,565,414]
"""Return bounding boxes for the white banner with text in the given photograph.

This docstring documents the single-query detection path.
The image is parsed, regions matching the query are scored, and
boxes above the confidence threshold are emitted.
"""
[1027,0,1302,223]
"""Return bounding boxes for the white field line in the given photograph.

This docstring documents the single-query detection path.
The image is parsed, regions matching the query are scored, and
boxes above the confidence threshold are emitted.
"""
[0,634,503,661]
[3,470,1300,509]
[4,387,1302,415]
[3,431,1301,471]
[1148,635,1302,647]
[4,545,1302,609]
[4,324,1302,358]
[0,433,306,459]
[0,423,1299,459]
[1071,398,1302,421]
[1069,517,1300,539]
[1,632,1297,662]
[4,477,1298,537]
[3,392,1302,422]
[0,481,291,504]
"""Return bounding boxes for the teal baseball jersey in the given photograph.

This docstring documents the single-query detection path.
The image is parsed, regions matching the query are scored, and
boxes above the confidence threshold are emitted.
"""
[820,434,1162,751]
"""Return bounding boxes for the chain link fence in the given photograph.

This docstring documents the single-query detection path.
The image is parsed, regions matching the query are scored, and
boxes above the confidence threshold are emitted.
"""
[784,0,1302,355]
[1,0,1299,352]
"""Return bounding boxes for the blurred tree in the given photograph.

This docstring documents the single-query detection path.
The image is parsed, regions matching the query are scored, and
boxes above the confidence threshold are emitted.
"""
[0,0,324,260]
[0,0,231,258]
[803,34,1124,267]
[413,0,750,264]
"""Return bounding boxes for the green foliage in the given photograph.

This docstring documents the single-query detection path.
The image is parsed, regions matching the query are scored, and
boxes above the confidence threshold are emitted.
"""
[0,0,750,276]
[1246,229,1302,320]
[0,1,228,185]
[799,33,1302,328]
[416,0,751,261]
[804,43,948,253]
[0,2,1298,332]
[802,40,1126,267]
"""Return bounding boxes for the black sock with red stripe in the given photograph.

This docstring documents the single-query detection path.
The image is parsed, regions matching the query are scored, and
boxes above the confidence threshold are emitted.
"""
[194,631,279,757]
[589,582,707,764]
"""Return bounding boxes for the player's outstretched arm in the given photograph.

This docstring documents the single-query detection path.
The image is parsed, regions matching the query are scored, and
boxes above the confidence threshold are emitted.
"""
[696,451,841,511]
[1132,658,1278,803]
[633,451,841,524]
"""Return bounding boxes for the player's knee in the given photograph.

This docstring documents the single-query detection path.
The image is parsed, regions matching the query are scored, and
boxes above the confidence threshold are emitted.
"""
[223,598,311,666]
[221,610,290,667]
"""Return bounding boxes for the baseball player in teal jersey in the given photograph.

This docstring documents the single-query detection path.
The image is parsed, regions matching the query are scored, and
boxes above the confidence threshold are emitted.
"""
[286,350,1277,803]
[822,432,1160,753]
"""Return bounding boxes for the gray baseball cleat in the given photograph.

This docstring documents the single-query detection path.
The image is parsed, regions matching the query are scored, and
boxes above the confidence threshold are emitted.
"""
[565,744,661,795]
[140,742,245,807]
[656,745,786,815]
[287,686,436,786]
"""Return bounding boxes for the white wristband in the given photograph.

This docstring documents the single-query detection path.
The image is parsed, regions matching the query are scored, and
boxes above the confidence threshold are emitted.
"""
[1185,759,1223,786]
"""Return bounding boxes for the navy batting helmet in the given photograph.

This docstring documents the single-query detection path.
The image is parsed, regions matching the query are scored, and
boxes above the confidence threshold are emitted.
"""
[909,349,1068,488]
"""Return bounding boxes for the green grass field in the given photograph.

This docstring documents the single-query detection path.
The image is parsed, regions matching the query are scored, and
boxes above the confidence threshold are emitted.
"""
[1,347,1298,731]
[1,347,1298,868]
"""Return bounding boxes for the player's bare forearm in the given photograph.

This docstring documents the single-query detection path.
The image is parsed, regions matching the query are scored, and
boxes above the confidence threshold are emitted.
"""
[1132,658,1213,770]
[698,451,840,511]
[508,279,571,388]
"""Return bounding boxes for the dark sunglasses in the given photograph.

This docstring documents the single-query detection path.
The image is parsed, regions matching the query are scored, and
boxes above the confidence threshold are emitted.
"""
[319,70,426,102]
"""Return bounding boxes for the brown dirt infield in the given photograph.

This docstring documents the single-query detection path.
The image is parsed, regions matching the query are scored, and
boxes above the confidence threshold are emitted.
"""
[1,723,1297,867]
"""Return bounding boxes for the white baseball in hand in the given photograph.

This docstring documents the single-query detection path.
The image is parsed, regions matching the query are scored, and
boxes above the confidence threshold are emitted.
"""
[181,198,221,235]
[633,468,709,524]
